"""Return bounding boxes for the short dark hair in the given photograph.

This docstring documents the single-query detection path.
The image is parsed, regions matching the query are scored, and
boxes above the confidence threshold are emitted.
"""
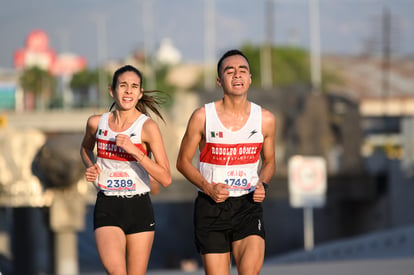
[217,49,250,77]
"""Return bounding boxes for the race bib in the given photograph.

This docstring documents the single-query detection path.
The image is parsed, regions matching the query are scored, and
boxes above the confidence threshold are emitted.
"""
[212,167,252,190]
[97,169,137,193]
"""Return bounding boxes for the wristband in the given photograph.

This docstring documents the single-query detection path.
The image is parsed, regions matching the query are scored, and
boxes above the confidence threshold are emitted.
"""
[262,182,269,194]
[137,152,145,163]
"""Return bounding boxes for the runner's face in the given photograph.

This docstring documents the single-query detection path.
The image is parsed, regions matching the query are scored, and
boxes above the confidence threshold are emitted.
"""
[217,55,251,95]
[111,71,143,110]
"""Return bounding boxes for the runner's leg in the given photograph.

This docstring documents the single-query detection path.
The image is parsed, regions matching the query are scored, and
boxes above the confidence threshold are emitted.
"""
[95,226,127,275]
[202,252,231,275]
[232,235,264,275]
[126,231,155,275]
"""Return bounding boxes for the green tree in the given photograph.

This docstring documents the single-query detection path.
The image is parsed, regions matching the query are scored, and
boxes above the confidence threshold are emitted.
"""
[241,44,311,88]
[70,69,94,92]
[93,68,112,108]
[70,69,95,108]
[19,66,56,110]
[241,44,340,91]
[153,64,175,108]
[70,68,112,108]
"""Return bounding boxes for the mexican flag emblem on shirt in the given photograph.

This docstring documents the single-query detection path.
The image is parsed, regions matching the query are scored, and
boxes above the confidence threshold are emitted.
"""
[98,129,108,136]
[210,131,223,138]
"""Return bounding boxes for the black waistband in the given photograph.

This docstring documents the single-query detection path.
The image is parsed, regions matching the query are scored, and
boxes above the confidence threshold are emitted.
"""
[98,191,149,199]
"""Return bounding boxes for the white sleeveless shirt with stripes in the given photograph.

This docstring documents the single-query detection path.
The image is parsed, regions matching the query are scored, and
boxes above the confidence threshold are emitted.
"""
[95,112,150,196]
[199,102,263,197]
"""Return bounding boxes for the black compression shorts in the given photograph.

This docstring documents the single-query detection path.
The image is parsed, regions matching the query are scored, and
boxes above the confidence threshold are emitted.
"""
[94,191,155,234]
[194,191,265,254]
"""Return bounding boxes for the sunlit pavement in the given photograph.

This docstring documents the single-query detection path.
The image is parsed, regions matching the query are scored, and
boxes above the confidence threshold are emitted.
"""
[145,257,414,275]
[79,224,414,275]
[80,257,414,275]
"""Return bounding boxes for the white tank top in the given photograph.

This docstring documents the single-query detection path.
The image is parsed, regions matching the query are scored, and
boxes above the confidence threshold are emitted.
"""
[95,112,150,196]
[199,102,263,197]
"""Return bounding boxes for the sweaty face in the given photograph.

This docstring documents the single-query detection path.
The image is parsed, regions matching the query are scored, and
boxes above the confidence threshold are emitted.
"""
[111,71,142,110]
[217,55,252,95]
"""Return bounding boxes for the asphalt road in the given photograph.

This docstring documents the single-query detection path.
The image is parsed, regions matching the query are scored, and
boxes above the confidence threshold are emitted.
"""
[80,257,414,275]
[148,257,414,275]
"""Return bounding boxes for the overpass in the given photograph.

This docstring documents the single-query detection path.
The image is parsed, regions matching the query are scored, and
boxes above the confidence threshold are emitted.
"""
[1,109,98,133]
[2,97,414,132]
[360,97,414,116]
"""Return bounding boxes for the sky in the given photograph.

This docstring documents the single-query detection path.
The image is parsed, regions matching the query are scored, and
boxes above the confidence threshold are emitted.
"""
[0,0,413,69]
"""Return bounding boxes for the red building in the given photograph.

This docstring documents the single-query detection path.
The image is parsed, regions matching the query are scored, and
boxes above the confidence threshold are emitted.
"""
[14,29,87,76]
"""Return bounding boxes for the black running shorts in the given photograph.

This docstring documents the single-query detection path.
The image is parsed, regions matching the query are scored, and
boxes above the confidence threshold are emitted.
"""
[94,191,155,234]
[194,191,265,254]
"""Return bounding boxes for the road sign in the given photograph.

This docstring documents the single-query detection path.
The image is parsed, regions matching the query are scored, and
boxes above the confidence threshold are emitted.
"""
[288,155,328,250]
[288,155,327,208]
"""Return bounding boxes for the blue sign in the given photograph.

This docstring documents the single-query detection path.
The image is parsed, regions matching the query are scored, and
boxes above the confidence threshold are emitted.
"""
[0,83,16,110]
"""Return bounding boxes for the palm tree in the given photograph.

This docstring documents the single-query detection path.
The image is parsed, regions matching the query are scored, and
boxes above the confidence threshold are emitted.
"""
[70,69,95,108]
[19,66,55,110]
[70,68,112,108]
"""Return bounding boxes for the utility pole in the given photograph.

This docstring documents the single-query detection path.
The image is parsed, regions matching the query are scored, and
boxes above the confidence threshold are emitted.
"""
[142,0,156,90]
[380,6,393,228]
[309,0,321,93]
[56,29,72,109]
[92,14,108,108]
[260,0,274,89]
[204,0,216,90]
[382,7,391,106]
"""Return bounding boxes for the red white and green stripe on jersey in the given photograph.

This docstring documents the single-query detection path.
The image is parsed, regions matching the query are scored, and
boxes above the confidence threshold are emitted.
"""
[199,102,263,197]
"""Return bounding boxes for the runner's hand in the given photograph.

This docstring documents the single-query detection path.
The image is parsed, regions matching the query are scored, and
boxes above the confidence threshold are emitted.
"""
[85,163,101,182]
[253,182,266,202]
[115,134,135,154]
[207,183,230,203]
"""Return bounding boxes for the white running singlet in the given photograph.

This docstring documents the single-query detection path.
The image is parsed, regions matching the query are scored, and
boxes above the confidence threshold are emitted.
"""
[95,112,150,196]
[199,102,263,197]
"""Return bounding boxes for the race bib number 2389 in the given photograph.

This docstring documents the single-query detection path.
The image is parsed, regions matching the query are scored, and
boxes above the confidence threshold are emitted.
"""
[98,170,136,192]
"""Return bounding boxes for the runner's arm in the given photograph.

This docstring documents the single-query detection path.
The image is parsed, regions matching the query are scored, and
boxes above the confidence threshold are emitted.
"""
[139,119,172,188]
[80,115,101,182]
[176,108,229,202]
[253,109,276,202]
[259,109,276,185]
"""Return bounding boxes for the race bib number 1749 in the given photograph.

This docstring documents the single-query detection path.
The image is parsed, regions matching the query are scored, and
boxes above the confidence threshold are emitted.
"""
[212,168,251,190]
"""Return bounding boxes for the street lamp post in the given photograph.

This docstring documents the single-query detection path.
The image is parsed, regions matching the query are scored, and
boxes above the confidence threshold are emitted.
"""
[309,0,322,93]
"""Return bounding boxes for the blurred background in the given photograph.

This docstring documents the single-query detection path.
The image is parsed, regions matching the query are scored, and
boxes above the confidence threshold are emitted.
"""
[0,0,414,274]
